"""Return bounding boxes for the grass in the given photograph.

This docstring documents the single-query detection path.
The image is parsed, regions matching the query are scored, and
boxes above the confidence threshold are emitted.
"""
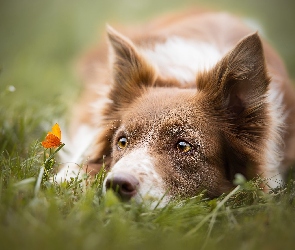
[1,141,295,250]
[1,0,295,249]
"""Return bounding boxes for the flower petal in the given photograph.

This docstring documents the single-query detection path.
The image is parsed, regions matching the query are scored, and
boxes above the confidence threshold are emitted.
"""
[42,133,61,148]
[51,123,61,140]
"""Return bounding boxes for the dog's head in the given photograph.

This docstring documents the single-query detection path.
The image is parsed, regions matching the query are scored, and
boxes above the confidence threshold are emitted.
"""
[93,27,272,206]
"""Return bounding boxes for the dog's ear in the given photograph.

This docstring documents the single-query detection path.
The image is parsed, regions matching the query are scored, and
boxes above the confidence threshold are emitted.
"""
[107,26,156,108]
[197,33,269,116]
[197,33,271,179]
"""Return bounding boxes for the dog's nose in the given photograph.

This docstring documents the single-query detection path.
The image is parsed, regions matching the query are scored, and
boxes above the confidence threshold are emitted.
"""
[105,172,139,201]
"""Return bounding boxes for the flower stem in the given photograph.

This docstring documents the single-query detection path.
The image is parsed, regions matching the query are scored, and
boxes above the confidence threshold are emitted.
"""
[44,143,65,165]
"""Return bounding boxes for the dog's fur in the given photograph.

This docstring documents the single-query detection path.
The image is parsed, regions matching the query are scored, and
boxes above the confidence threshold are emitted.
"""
[57,10,295,206]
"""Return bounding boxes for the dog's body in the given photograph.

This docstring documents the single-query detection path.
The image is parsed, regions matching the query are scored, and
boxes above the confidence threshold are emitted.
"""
[57,10,295,206]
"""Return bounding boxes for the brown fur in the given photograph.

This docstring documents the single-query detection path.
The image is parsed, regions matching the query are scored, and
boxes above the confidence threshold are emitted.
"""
[68,10,295,199]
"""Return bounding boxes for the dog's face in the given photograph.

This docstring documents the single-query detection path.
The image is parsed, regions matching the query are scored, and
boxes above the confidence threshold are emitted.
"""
[106,88,231,204]
[101,27,270,206]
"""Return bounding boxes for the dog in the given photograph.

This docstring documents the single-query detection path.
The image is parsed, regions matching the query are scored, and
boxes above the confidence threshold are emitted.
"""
[56,10,295,207]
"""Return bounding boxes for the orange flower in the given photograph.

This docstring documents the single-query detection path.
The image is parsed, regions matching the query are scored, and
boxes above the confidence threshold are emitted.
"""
[42,123,62,148]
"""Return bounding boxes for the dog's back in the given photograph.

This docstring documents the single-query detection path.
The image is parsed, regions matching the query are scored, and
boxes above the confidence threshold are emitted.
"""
[58,10,295,205]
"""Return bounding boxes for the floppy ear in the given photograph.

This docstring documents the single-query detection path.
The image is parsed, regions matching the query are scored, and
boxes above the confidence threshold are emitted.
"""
[107,26,156,109]
[197,33,270,116]
[197,33,271,179]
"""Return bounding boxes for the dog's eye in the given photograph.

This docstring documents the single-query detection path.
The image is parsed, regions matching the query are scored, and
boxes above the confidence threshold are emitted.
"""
[117,137,128,150]
[176,141,192,153]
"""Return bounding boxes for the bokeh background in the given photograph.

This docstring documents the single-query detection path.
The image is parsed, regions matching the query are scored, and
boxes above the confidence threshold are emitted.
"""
[1,0,295,122]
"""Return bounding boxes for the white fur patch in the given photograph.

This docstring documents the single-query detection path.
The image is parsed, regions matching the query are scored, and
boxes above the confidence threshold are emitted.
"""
[140,37,222,84]
[103,148,169,208]
[54,125,99,182]
[263,82,285,188]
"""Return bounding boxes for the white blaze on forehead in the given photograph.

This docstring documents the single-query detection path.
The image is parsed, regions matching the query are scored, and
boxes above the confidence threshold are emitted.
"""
[140,37,223,84]
[104,148,169,207]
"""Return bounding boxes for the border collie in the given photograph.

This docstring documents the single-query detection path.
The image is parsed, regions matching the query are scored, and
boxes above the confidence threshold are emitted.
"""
[56,10,295,206]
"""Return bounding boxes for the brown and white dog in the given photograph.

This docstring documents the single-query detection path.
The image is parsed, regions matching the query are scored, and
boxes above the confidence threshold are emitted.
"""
[56,10,295,206]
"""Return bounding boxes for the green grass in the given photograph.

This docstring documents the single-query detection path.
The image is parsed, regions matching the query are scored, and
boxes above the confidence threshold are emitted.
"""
[1,1,295,249]
[1,144,295,250]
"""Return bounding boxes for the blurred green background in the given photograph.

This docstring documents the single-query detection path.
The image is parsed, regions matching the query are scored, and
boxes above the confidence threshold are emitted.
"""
[0,0,295,119]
